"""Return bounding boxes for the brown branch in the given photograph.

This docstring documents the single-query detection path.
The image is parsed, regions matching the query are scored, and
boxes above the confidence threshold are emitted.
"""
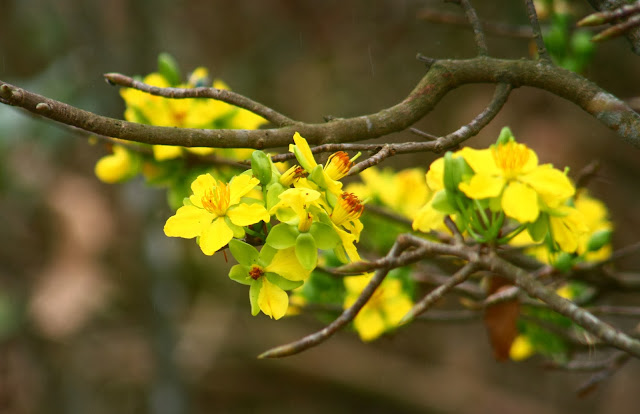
[103,72,296,127]
[257,238,408,358]
[417,9,533,39]
[587,0,640,55]
[416,309,480,322]
[524,0,552,62]
[579,1,640,26]
[593,14,640,42]
[458,0,489,56]
[576,351,632,397]
[2,57,640,149]
[401,262,479,323]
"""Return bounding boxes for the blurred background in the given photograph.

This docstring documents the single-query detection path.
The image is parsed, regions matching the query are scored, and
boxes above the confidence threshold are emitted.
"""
[1,0,640,413]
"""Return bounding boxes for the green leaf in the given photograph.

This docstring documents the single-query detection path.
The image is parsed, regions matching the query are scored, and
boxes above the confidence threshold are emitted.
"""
[309,222,340,249]
[229,239,259,266]
[586,229,612,252]
[258,244,278,267]
[251,151,273,186]
[229,264,252,285]
[266,183,286,210]
[265,223,298,249]
[296,232,318,271]
[266,272,303,291]
[249,279,262,316]
[157,53,182,86]
[527,214,548,242]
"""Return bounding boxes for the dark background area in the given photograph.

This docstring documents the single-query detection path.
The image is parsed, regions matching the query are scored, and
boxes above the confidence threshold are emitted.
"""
[1,1,640,413]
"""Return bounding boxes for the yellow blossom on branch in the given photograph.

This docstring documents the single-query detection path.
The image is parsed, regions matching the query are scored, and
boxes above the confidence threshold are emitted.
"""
[164,173,269,255]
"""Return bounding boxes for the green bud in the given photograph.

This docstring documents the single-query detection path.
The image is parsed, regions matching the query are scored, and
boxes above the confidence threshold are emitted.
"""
[157,53,182,87]
[496,126,515,145]
[586,229,612,252]
[251,150,273,186]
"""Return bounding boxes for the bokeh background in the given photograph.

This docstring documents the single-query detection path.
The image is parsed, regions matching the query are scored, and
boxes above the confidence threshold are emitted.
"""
[1,0,640,413]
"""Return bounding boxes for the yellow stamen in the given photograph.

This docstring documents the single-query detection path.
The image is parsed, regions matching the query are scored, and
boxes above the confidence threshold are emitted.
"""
[331,192,364,226]
[492,142,530,178]
[201,181,230,216]
[324,152,353,180]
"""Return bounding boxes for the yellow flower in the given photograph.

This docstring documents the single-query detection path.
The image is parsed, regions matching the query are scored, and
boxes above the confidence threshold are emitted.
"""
[344,274,413,341]
[458,142,575,223]
[348,167,430,219]
[269,187,322,232]
[94,145,139,183]
[509,335,535,361]
[330,193,365,263]
[548,205,589,253]
[121,70,268,161]
[164,173,269,255]
[574,191,612,261]
[290,132,358,197]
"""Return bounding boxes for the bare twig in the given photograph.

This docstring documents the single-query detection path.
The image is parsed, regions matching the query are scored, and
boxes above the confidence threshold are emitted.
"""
[103,72,296,127]
[348,145,395,176]
[417,9,533,39]
[593,14,640,42]
[577,351,632,397]
[524,0,552,62]
[257,239,407,358]
[401,262,478,323]
[416,309,480,322]
[579,1,640,26]
[458,0,489,55]
[586,0,640,55]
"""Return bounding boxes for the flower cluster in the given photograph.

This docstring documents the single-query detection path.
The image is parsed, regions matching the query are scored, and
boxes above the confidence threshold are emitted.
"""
[163,132,366,319]
[93,54,267,207]
[412,127,604,261]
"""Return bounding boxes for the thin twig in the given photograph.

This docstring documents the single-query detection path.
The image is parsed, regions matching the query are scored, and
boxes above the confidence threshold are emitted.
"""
[401,262,478,323]
[593,14,640,41]
[524,0,552,62]
[416,309,480,322]
[577,351,632,397]
[409,127,439,140]
[103,72,296,127]
[444,216,464,244]
[348,145,395,176]
[458,0,489,55]
[417,9,533,39]
[579,1,640,26]
[257,240,407,358]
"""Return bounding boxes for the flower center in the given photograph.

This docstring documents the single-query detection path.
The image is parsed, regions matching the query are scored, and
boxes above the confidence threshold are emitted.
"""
[280,165,307,186]
[201,181,230,216]
[492,142,529,179]
[331,192,364,226]
[249,265,264,280]
[324,152,353,180]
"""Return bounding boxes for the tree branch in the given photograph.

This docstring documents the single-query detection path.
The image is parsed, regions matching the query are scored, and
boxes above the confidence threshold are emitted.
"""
[2,57,640,149]
[586,0,640,55]
[257,238,409,358]
[103,72,297,127]
[524,0,552,62]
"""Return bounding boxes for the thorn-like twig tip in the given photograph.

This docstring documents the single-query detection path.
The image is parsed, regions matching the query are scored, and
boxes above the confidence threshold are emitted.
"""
[0,84,12,98]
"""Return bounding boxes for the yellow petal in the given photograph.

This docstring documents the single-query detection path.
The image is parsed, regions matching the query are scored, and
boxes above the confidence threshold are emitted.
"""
[292,132,318,169]
[258,278,289,320]
[264,247,310,281]
[426,158,445,191]
[153,145,182,161]
[412,201,445,233]
[509,335,535,361]
[354,308,386,341]
[549,207,588,253]
[459,147,501,176]
[459,173,505,200]
[95,145,134,184]
[228,174,260,205]
[227,203,270,226]
[189,174,217,208]
[164,205,214,238]
[520,165,575,207]
[199,217,234,255]
[502,181,539,223]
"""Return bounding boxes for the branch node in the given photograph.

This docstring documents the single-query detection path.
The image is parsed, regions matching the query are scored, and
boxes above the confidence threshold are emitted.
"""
[0,84,12,99]
[35,102,52,114]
